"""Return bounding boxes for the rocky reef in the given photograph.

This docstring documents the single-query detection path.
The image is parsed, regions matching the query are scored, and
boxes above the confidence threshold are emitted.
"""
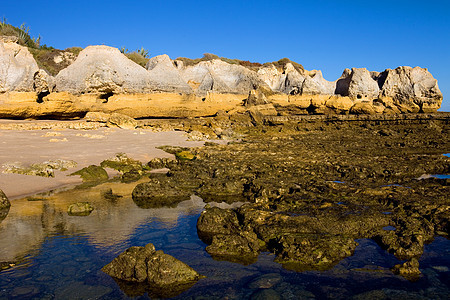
[130,116,449,280]
[0,40,443,119]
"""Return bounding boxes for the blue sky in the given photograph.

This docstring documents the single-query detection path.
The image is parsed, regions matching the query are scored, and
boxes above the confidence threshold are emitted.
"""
[2,0,449,111]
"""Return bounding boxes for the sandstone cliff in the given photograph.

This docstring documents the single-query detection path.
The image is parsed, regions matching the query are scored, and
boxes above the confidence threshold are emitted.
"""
[0,40,444,119]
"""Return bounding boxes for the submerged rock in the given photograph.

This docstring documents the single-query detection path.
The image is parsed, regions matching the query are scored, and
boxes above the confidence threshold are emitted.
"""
[67,202,94,216]
[132,178,192,208]
[391,258,421,281]
[102,243,203,297]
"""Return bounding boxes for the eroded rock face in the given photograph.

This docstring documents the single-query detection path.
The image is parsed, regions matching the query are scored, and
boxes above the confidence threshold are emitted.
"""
[102,243,203,297]
[336,68,380,100]
[55,46,184,94]
[301,70,335,95]
[257,63,306,95]
[177,59,269,96]
[0,41,39,92]
[380,66,442,112]
[146,55,193,94]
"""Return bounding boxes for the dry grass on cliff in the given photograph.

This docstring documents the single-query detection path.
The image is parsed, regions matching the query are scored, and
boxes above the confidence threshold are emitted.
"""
[125,52,150,68]
[175,54,303,73]
[175,53,262,71]
[265,58,304,73]
[29,47,83,76]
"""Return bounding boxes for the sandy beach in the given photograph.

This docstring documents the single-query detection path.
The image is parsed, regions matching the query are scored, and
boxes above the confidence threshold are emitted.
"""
[0,126,204,199]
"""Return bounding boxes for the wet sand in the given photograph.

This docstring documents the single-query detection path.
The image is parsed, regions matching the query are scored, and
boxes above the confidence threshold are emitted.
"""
[0,127,204,199]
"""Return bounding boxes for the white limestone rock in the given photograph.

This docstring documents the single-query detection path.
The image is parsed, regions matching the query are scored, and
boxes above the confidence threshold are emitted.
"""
[178,59,269,96]
[145,54,192,94]
[379,66,442,111]
[0,41,39,92]
[301,70,335,95]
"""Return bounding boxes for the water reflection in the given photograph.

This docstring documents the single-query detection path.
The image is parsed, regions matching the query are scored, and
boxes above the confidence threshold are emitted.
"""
[0,180,448,299]
[0,178,242,264]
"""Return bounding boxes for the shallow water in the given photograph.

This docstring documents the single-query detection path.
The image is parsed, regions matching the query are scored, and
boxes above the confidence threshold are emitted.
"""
[0,181,449,299]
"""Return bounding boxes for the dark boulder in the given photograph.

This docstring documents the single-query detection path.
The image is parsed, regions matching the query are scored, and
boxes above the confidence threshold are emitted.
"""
[102,243,204,297]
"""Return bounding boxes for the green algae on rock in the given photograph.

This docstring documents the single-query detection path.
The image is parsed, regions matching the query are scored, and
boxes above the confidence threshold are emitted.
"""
[2,159,77,177]
[102,243,204,297]
[70,165,108,182]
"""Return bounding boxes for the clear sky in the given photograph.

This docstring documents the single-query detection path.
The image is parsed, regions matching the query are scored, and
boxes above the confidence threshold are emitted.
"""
[2,0,449,111]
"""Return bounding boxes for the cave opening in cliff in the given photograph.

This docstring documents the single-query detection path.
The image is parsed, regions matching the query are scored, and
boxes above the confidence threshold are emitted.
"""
[99,92,114,103]
[36,91,50,103]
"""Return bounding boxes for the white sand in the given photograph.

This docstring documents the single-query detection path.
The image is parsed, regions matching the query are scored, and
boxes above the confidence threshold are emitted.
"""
[0,128,204,199]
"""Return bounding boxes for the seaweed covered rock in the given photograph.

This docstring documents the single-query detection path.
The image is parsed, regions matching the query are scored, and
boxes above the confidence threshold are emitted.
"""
[0,189,10,222]
[71,165,108,182]
[0,189,11,210]
[102,243,203,297]
[131,177,192,208]
[391,258,421,281]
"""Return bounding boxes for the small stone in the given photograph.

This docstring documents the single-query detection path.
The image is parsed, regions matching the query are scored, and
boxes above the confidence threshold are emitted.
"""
[251,288,281,300]
[391,258,421,281]
[248,273,283,289]
[67,202,94,216]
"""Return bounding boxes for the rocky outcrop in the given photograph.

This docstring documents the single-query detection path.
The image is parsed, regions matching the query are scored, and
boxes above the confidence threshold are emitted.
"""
[0,42,444,117]
[257,63,305,95]
[176,59,269,96]
[335,68,380,100]
[0,41,39,92]
[55,45,150,94]
[145,55,192,94]
[301,70,335,95]
[55,46,192,95]
[379,66,442,112]
[102,243,203,296]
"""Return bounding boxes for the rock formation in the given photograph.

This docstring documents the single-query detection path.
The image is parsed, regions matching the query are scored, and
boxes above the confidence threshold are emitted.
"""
[379,66,442,112]
[0,40,444,118]
[145,54,192,94]
[176,59,269,96]
[55,45,157,94]
[0,41,39,92]
[0,189,10,223]
[0,189,10,210]
[102,243,203,296]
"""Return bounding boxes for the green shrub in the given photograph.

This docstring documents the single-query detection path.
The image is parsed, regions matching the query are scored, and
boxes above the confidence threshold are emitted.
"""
[0,22,38,48]
[65,47,83,56]
[125,52,150,67]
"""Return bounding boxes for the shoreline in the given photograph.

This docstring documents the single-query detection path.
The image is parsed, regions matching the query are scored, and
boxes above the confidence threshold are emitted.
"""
[0,126,205,199]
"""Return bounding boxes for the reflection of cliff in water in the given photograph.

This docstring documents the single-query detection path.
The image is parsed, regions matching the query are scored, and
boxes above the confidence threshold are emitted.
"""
[0,178,237,263]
